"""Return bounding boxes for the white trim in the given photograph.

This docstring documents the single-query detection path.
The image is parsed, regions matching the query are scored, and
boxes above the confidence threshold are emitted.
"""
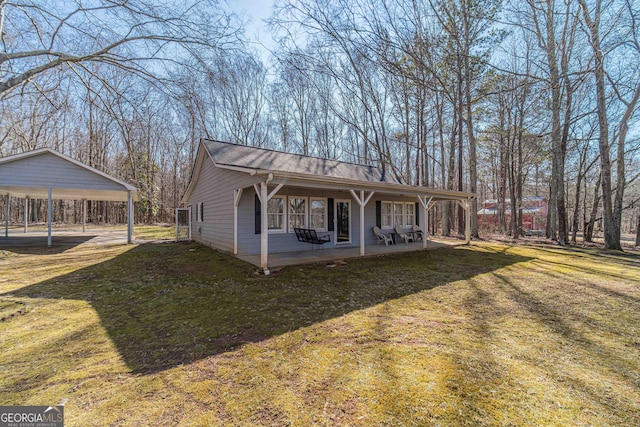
[268,183,284,201]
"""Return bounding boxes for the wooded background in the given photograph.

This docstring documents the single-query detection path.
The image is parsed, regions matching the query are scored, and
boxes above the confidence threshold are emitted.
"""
[1,0,639,249]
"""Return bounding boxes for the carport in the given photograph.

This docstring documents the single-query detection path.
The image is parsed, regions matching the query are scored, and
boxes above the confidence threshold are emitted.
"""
[0,148,138,246]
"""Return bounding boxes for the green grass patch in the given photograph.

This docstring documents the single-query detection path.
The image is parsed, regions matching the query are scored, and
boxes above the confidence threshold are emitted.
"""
[133,224,176,240]
[0,241,638,426]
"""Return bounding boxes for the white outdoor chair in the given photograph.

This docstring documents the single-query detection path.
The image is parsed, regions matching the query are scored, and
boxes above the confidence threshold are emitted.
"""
[411,225,424,241]
[394,225,414,244]
[373,226,393,246]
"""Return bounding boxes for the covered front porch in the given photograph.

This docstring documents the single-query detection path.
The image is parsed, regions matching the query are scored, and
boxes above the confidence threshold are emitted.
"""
[237,237,465,269]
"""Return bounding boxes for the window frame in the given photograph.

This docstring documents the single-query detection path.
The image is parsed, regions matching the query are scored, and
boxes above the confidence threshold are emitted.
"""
[288,196,308,232]
[405,202,415,227]
[381,201,393,229]
[267,196,286,233]
[394,202,405,228]
[309,197,328,231]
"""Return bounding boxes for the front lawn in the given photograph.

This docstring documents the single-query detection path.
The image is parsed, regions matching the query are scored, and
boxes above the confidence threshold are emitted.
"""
[0,241,638,426]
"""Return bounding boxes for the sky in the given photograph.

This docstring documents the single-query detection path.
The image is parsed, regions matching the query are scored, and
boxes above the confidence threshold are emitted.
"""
[230,0,277,61]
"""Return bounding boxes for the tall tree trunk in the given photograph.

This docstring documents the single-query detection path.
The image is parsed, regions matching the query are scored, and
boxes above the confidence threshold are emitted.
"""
[578,0,620,250]
[584,172,601,243]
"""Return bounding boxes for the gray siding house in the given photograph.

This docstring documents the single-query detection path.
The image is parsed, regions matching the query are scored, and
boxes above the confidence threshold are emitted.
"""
[182,139,474,274]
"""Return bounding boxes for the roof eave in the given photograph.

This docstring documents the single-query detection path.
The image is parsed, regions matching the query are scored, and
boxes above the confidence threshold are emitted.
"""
[253,169,474,200]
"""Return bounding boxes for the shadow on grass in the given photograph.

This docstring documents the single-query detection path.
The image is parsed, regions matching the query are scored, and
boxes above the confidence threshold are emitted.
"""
[2,242,530,375]
[0,235,98,254]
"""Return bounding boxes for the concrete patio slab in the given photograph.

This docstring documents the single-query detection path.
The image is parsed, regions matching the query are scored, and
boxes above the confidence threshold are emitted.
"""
[236,238,465,269]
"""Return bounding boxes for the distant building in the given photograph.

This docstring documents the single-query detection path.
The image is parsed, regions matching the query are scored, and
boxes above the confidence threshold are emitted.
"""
[477,196,547,232]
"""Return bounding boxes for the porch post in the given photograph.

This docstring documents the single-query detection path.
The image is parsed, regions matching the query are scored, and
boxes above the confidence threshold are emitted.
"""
[47,188,52,247]
[417,195,433,249]
[349,189,375,256]
[260,182,269,275]
[465,198,471,244]
[24,196,29,234]
[359,191,365,256]
[233,188,243,255]
[127,191,133,244]
[3,194,8,237]
[82,198,87,233]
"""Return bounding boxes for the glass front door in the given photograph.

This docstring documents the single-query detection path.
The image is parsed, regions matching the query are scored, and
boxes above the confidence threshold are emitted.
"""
[335,200,350,243]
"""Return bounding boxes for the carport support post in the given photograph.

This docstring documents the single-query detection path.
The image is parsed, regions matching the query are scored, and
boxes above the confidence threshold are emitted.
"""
[47,187,52,247]
[127,191,133,244]
[465,198,471,244]
[82,198,87,233]
[24,196,29,234]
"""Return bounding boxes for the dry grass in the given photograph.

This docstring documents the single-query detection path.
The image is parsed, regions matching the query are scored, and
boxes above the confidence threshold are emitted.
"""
[0,240,638,426]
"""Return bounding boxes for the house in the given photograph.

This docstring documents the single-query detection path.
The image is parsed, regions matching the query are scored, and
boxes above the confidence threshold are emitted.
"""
[477,197,548,232]
[182,139,474,274]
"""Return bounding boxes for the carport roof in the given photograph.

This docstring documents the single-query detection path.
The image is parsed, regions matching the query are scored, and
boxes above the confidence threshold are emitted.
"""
[0,148,139,201]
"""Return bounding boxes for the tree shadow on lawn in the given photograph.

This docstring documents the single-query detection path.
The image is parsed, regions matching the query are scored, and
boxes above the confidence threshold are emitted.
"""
[2,242,530,375]
[0,235,97,254]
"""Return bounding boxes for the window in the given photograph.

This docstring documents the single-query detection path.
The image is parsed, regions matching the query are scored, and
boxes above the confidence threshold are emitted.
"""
[199,202,204,222]
[289,197,307,231]
[267,196,285,231]
[394,202,405,228]
[405,202,415,227]
[310,198,327,231]
[381,201,393,229]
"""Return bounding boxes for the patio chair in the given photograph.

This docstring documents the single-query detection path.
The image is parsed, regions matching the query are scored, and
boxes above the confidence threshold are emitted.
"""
[394,225,414,244]
[373,226,393,246]
[411,225,424,241]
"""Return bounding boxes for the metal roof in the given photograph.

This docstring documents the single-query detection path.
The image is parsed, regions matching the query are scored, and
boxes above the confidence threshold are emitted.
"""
[199,139,474,201]
[203,139,403,184]
[0,148,139,201]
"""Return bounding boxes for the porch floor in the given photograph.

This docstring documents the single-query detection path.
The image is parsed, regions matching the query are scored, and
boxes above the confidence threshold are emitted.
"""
[237,238,466,269]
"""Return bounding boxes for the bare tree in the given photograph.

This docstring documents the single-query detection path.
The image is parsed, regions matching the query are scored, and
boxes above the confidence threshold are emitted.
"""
[0,0,240,98]
[578,0,640,250]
